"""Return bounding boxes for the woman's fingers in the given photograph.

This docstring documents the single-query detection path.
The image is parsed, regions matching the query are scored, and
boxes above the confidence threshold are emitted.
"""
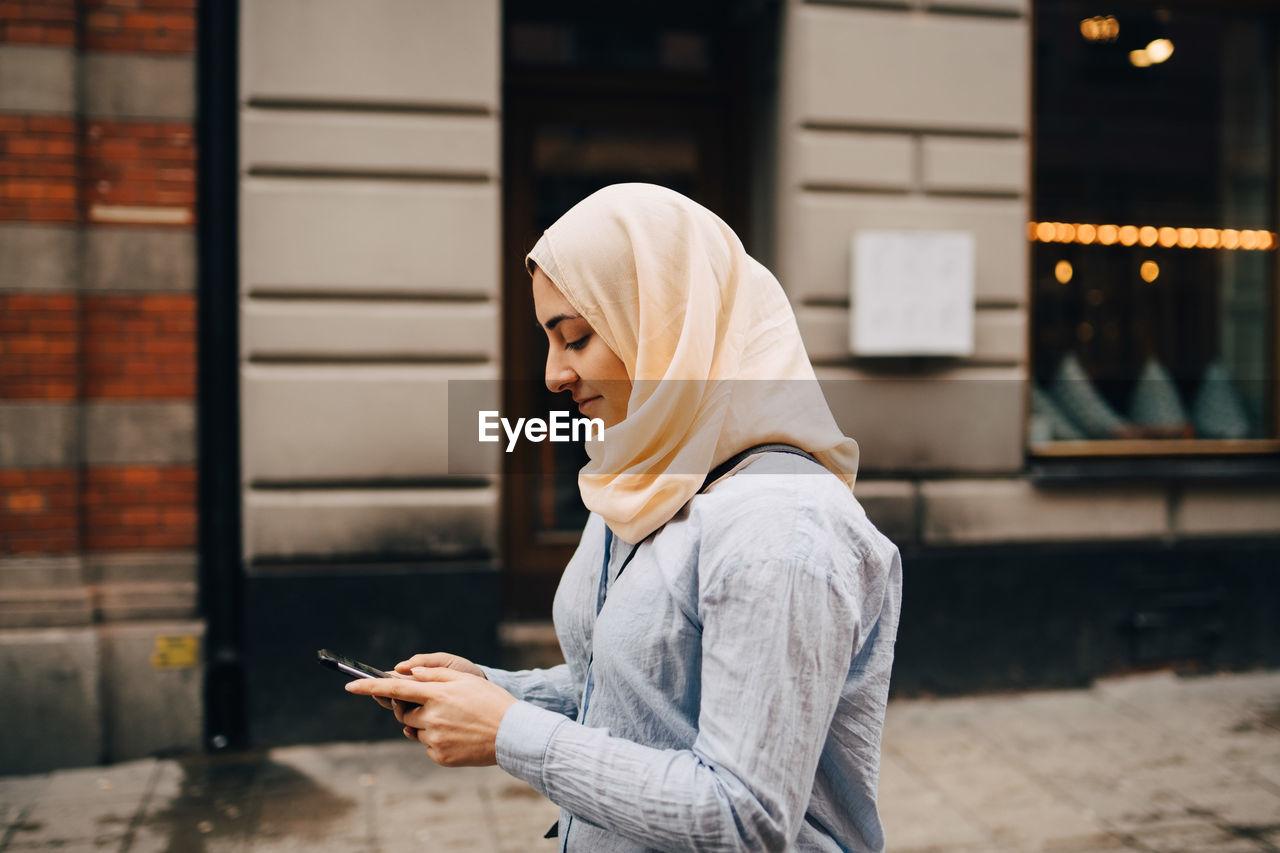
[368,670,415,713]
[345,675,435,705]
[394,652,485,679]
[391,698,411,723]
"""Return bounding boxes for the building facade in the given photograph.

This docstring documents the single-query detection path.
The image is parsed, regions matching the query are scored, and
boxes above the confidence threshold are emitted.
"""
[2,0,1277,771]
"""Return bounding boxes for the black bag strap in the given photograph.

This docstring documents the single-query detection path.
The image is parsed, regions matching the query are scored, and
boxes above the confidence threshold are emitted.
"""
[699,442,819,494]
[610,443,821,582]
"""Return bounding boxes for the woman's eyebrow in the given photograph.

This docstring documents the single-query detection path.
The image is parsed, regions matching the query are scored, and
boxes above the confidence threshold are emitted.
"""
[542,313,581,331]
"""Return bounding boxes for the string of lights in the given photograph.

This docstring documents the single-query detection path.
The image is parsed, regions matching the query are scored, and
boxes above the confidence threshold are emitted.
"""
[1027,222,1277,251]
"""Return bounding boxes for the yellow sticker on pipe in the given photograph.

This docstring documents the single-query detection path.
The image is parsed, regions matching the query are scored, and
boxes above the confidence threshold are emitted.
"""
[151,635,200,669]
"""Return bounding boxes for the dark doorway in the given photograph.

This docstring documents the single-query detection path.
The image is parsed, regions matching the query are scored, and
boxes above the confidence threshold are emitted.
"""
[500,1,780,617]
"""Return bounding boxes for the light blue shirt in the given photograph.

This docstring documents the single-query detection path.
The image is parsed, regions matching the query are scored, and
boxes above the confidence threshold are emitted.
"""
[481,452,902,852]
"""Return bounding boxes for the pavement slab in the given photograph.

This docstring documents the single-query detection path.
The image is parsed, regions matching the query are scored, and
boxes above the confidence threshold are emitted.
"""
[0,669,1276,852]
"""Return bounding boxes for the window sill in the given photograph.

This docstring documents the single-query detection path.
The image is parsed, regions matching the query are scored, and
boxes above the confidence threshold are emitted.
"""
[1029,439,1280,458]
[1028,443,1280,483]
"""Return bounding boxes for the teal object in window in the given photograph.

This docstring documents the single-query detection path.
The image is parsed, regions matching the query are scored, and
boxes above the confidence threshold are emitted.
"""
[1049,353,1129,439]
[1192,361,1253,440]
[1129,358,1190,430]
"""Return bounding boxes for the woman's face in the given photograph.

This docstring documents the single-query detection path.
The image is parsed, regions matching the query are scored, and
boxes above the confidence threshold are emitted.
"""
[532,266,632,429]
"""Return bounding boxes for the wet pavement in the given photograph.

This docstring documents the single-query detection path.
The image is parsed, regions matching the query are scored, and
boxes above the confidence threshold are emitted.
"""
[1,669,1277,852]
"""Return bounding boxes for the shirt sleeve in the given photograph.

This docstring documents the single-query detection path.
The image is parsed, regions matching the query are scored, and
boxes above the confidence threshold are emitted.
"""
[494,554,862,852]
[479,663,580,719]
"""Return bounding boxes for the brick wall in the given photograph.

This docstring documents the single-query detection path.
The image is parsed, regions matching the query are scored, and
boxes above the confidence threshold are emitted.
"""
[1,7,198,553]
[0,0,76,46]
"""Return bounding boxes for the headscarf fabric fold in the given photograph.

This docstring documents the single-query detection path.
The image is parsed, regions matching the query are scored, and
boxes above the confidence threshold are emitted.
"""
[527,183,859,544]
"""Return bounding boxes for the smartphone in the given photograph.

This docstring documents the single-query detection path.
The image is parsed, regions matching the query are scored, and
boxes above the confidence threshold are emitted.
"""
[317,648,392,680]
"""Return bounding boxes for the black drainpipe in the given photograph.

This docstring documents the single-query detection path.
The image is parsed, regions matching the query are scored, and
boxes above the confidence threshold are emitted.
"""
[196,0,246,750]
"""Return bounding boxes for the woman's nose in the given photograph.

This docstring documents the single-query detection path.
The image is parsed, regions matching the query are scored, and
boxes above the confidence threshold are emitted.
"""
[545,350,577,393]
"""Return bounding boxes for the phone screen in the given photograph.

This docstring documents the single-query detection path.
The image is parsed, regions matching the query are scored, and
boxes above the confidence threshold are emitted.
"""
[317,649,391,680]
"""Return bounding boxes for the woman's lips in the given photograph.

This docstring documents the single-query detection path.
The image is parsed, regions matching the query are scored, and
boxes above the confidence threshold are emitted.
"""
[577,396,602,414]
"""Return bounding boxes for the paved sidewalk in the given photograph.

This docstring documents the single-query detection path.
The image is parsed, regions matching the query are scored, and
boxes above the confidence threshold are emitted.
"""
[1,669,1277,852]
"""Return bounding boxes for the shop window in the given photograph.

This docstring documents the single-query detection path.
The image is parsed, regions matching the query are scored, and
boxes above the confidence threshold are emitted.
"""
[1031,1,1279,455]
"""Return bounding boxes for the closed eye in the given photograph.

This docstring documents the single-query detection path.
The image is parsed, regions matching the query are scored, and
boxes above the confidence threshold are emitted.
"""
[565,335,590,351]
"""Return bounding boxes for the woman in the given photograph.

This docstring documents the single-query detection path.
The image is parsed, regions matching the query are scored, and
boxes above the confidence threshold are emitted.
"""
[347,183,902,852]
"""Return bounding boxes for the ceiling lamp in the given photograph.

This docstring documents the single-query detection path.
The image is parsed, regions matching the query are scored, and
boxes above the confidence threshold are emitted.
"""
[1145,38,1174,63]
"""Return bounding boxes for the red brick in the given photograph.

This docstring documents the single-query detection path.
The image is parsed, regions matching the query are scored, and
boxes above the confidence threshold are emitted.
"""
[11,513,78,531]
[1,380,75,400]
[86,10,121,29]
[6,335,55,355]
[140,33,191,51]
[84,533,136,550]
[22,203,76,222]
[90,137,141,158]
[4,294,66,312]
[26,117,75,133]
[120,507,159,526]
[120,11,159,28]
[4,22,44,41]
[5,534,75,554]
[0,470,70,488]
[40,138,76,157]
[159,13,193,31]
[123,467,160,485]
[22,5,76,25]
[83,32,138,51]
[138,295,190,312]
[5,138,44,156]
[5,489,46,514]
[7,181,46,199]
[43,182,77,201]
[160,508,196,526]
[0,467,79,555]
[141,339,195,356]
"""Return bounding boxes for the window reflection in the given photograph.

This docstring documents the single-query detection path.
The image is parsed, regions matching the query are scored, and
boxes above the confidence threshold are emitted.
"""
[1032,2,1277,447]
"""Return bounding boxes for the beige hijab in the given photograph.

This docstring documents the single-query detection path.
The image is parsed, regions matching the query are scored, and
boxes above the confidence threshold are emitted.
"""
[527,183,859,544]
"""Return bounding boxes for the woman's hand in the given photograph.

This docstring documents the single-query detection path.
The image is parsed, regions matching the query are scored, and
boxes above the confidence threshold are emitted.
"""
[346,667,518,767]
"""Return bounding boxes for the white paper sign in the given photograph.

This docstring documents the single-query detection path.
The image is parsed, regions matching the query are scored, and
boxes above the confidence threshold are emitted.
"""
[850,230,975,356]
